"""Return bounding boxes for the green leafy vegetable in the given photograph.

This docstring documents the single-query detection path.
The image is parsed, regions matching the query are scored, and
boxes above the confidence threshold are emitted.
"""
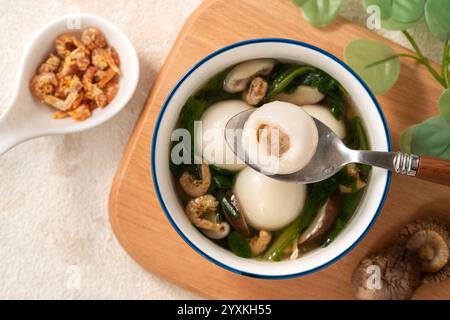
[212,175,234,190]
[264,177,338,261]
[170,97,207,177]
[209,164,236,176]
[177,97,206,141]
[346,117,370,150]
[303,70,347,119]
[194,67,239,105]
[344,39,400,95]
[345,117,371,179]
[267,67,346,119]
[266,65,315,98]
[439,87,450,123]
[425,0,450,42]
[297,0,343,27]
[228,232,251,258]
[321,188,365,246]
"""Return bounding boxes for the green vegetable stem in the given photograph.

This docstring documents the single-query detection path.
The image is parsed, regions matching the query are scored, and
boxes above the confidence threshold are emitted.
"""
[264,177,338,261]
[321,188,365,246]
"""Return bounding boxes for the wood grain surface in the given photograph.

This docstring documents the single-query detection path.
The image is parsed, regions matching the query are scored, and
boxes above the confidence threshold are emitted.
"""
[109,0,450,299]
[417,156,450,186]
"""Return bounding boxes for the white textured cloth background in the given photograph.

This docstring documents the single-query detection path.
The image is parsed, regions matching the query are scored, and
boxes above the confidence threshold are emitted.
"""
[0,0,442,299]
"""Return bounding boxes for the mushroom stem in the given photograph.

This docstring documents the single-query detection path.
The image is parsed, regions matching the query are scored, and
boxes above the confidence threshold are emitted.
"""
[418,245,435,261]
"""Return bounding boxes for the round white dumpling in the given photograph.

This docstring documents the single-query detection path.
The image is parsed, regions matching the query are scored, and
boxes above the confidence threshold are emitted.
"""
[195,100,252,171]
[242,101,318,175]
[274,85,325,106]
[302,104,346,139]
[234,167,306,231]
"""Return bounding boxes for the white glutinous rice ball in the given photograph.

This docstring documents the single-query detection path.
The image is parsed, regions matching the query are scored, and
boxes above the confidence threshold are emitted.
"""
[233,167,306,231]
[274,85,325,106]
[302,104,346,139]
[195,100,253,171]
[242,101,318,175]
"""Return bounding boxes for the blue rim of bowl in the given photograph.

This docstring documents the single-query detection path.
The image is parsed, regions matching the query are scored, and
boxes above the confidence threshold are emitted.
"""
[151,38,392,279]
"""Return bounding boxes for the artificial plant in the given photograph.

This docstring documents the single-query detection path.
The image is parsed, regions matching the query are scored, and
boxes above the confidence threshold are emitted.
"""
[292,0,450,159]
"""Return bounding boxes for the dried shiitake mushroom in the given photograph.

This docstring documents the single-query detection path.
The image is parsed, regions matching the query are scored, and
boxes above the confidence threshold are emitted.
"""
[351,246,421,300]
[397,218,450,283]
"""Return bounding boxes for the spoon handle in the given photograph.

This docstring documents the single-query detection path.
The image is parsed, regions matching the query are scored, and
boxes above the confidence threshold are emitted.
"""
[415,156,450,186]
[0,111,29,156]
[354,151,450,187]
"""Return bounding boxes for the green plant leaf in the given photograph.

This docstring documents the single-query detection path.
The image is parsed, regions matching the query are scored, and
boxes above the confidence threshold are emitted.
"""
[344,39,400,95]
[299,0,343,27]
[363,0,393,19]
[390,0,425,23]
[380,17,419,30]
[410,116,450,159]
[381,18,417,31]
[425,0,450,42]
[363,0,424,30]
[439,87,450,123]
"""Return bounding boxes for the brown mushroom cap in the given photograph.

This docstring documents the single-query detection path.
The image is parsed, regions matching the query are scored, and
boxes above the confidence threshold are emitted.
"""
[397,218,450,283]
[351,246,421,300]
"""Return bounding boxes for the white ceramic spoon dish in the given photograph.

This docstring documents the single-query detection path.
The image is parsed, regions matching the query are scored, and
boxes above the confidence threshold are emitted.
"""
[0,13,139,156]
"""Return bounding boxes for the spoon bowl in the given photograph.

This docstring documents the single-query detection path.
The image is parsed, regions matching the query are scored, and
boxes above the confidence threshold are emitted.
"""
[0,13,139,156]
[225,108,450,186]
[225,109,350,183]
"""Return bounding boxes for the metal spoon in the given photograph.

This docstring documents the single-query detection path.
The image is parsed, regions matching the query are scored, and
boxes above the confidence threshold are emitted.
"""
[225,109,450,186]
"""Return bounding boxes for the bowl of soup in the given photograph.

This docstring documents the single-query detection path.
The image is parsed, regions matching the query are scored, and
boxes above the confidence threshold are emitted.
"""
[151,39,391,278]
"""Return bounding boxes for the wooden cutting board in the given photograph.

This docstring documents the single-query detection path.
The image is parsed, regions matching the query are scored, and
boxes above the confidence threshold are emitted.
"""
[109,0,450,299]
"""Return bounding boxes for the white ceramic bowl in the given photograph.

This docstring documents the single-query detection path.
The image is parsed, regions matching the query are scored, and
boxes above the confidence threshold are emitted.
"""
[152,39,391,278]
[0,13,139,156]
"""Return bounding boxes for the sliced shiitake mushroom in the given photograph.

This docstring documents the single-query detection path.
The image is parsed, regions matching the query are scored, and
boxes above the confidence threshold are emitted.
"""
[218,192,251,238]
[223,58,276,93]
[179,164,211,198]
[298,191,341,248]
